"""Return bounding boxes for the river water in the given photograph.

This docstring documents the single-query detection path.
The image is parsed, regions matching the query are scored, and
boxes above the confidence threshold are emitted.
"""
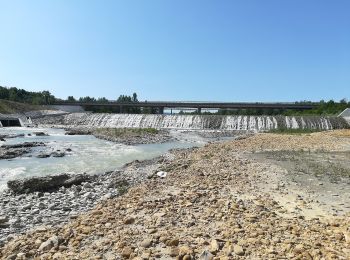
[0,127,208,191]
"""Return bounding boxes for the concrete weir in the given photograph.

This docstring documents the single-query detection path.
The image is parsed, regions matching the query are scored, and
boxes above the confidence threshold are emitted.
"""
[0,117,22,127]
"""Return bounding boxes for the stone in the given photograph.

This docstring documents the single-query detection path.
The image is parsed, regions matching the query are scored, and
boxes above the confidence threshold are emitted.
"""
[38,235,61,252]
[121,246,133,258]
[209,239,220,253]
[293,244,304,254]
[7,173,95,193]
[36,153,50,158]
[124,217,135,225]
[140,239,152,248]
[38,240,54,252]
[0,216,9,224]
[166,238,179,246]
[179,245,193,256]
[199,250,214,260]
[52,152,65,157]
[168,247,179,257]
[233,245,244,256]
[34,132,48,136]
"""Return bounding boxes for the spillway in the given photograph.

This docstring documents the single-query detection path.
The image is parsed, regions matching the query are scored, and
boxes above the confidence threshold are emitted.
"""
[34,113,349,131]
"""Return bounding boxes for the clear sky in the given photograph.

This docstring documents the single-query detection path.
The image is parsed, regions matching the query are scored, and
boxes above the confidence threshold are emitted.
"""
[0,0,349,102]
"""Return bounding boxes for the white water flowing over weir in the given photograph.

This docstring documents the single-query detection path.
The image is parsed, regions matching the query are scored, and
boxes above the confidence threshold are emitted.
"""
[39,113,350,131]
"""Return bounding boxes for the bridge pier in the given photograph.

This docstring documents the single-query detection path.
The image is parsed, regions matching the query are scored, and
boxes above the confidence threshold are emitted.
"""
[119,105,124,113]
[197,107,202,114]
[158,107,164,114]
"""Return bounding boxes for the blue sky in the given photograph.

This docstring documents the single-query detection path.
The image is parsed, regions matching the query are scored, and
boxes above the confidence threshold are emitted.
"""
[0,0,349,102]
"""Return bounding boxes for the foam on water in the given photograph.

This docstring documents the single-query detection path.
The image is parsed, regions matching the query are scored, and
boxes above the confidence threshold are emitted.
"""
[40,113,349,131]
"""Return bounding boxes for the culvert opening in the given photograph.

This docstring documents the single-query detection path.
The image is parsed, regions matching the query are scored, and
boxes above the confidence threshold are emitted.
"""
[0,118,22,127]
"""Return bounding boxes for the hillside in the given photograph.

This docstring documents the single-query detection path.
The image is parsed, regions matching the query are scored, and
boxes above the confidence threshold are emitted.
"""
[0,99,46,114]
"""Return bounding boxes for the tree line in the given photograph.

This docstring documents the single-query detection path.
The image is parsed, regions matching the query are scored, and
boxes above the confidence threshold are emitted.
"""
[0,85,141,113]
[0,86,55,105]
[0,85,348,115]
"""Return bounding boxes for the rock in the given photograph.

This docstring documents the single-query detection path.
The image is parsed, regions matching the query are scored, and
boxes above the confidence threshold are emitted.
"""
[1,142,45,149]
[293,244,304,254]
[39,238,54,251]
[83,192,93,199]
[16,253,25,258]
[0,216,9,223]
[0,223,10,229]
[0,142,45,160]
[65,129,91,136]
[22,204,32,210]
[33,132,48,136]
[168,247,179,257]
[209,239,220,253]
[121,246,133,258]
[179,245,193,257]
[36,153,50,158]
[199,250,214,260]
[124,217,135,225]
[52,252,63,259]
[51,151,65,157]
[166,238,179,246]
[222,242,233,256]
[156,171,167,178]
[83,182,93,189]
[6,234,15,242]
[5,254,17,260]
[7,173,96,193]
[140,239,152,248]
[233,245,244,256]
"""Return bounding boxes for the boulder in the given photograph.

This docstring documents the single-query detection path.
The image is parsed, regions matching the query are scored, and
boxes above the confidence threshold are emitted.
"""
[7,173,96,194]
[33,132,49,136]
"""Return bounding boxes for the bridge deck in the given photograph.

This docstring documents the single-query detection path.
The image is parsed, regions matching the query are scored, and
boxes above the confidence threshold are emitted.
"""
[53,101,316,110]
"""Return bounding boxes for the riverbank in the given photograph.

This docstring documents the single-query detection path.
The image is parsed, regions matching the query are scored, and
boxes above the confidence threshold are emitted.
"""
[0,152,180,246]
[1,130,350,259]
[65,127,173,145]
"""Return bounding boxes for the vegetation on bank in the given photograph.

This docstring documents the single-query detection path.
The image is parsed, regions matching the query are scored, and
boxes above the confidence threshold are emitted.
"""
[93,128,159,137]
[0,99,44,114]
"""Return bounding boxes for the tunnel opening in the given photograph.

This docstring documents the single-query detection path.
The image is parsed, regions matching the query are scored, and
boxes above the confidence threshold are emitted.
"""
[0,118,22,127]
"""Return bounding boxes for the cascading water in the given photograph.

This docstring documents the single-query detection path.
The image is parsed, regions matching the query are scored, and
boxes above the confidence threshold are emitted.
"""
[34,113,350,131]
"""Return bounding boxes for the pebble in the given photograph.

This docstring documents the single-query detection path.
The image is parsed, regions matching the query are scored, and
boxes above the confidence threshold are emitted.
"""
[233,245,245,256]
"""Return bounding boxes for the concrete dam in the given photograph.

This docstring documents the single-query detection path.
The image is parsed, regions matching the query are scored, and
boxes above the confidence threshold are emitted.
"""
[33,113,349,131]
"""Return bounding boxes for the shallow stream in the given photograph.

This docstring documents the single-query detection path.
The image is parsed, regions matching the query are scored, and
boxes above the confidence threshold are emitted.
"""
[0,127,210,191]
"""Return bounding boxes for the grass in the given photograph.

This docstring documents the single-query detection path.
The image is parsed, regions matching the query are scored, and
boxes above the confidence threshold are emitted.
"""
[267,128,323,135]
[0,99,44,114]
[259,150,350,182]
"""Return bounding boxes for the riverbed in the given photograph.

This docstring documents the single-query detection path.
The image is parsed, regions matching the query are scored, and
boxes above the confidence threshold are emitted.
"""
[0,127,210,191]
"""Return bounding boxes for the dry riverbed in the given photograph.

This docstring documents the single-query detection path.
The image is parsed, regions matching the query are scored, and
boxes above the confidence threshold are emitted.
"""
[1,130,350,259]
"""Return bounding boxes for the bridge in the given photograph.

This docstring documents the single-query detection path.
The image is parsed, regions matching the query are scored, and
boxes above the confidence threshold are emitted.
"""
[52,101,317,114]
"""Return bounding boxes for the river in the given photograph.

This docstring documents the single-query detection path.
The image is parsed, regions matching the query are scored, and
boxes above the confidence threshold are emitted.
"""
[0,127,208,191]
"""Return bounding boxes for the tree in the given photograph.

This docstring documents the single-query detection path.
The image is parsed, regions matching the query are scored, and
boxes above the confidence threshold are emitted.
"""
[132,92,138,102]
[67,96,76,102]
[0,86,9,99]
[97,97,109,103]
